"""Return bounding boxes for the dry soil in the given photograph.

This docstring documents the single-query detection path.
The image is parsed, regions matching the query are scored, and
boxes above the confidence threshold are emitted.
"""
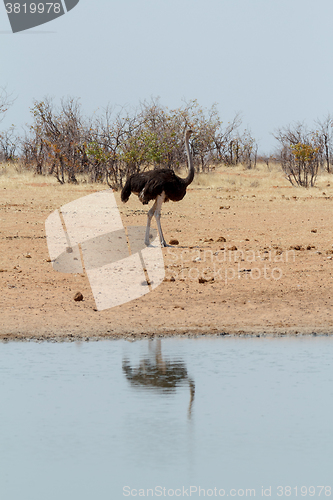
[1,166,333,340]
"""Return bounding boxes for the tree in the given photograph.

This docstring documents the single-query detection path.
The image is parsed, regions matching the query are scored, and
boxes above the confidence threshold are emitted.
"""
[316,114,333,173]
[25,97,86,183]
[0,87,15,123]
[20,95,256,185]
[213,112,242,165]
[0,126,18,162]
[274,123,320,187]
[0,87,16,163]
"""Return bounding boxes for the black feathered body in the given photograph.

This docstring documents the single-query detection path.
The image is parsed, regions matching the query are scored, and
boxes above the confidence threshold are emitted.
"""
[121,168,188,205]
[120,129,193,247]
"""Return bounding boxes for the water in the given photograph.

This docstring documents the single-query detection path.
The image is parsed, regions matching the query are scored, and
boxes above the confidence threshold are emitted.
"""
[0,337,332,500]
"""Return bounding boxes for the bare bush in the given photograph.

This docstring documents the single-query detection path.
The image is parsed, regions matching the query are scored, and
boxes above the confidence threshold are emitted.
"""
[316,114,333,173]
[81,98,246,187]
[0,87,16,163]
[213,114,258,167]
[274,123,320,187]
[22,97,86,183]
[0,87,15,123]
[0,126,18,162]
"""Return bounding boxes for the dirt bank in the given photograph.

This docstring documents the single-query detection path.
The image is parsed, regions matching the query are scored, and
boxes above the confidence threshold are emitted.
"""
[1,166,333,341]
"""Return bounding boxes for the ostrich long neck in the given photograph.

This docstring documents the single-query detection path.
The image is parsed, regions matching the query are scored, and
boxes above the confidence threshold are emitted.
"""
[183,133,194,186]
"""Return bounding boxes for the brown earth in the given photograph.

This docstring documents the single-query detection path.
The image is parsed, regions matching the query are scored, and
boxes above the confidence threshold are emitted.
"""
[1,167,333,341]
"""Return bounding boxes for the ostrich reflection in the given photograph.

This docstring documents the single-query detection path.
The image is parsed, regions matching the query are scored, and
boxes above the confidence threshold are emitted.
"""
[122,339,195,418]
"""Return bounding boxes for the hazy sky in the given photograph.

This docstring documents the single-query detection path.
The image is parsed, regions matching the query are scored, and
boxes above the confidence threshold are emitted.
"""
[1,0,333,153]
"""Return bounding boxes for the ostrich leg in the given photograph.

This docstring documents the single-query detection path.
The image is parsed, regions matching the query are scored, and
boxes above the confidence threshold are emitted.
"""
[144,199,157,246]
[154,193,171,248]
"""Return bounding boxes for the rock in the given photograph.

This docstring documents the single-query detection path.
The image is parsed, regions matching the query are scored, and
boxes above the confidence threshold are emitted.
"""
[169,239,179,245]
[311,229,317,233]
[216,236,226,242]
[199,277,208,283]
[164,276,175,282]
[74,291,84,302]
[198,277,214,284]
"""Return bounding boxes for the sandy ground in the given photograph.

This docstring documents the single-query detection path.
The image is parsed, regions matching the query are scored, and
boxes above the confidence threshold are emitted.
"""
[1,165,333,341]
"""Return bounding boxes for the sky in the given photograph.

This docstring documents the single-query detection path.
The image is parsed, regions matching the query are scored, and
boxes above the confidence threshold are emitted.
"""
[1,0,333,153]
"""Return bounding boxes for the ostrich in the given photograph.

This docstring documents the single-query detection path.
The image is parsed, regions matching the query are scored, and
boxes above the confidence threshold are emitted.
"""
[122,339,195,419]
[121,129,194,247]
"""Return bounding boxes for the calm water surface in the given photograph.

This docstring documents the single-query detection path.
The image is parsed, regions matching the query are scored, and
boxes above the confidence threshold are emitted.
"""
[0,336,332,500]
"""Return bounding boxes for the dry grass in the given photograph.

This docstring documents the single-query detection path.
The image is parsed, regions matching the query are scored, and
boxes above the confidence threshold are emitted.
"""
[1,161,333,202]
[0,162,103,197]
[0,162,37,186]
[191,162,280,190]
[191,162,333,202]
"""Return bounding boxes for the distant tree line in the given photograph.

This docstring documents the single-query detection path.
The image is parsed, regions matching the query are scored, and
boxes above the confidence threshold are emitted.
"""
[2,91,333,188]
[0,96,258,186]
